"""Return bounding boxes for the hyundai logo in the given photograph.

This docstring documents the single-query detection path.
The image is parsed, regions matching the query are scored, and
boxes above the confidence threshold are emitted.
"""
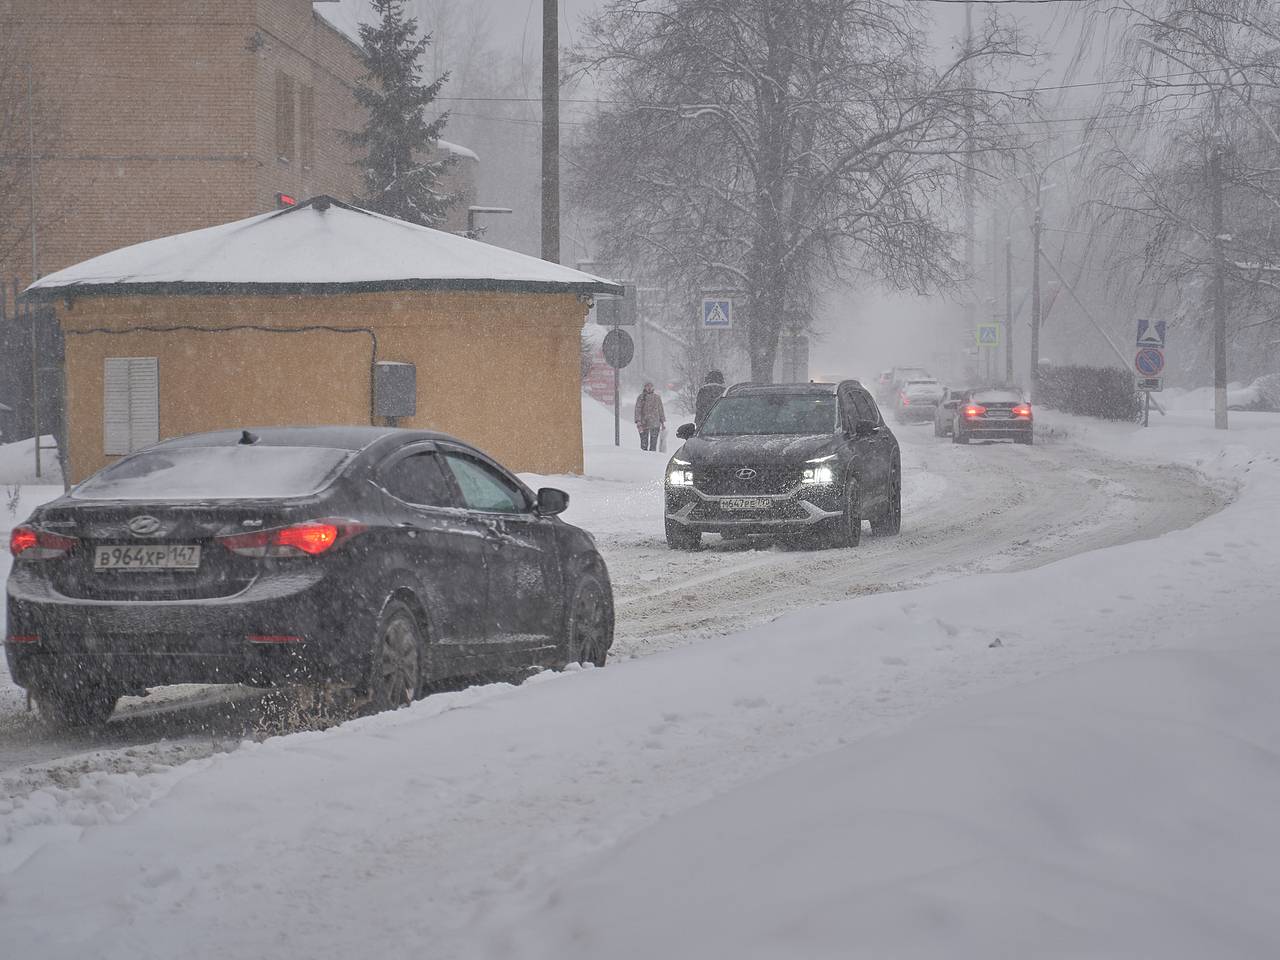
[735,467,758,481]
[127,515,163,537]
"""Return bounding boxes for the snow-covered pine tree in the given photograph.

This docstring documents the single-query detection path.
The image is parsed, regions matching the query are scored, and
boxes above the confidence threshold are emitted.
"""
[348,0,456,227]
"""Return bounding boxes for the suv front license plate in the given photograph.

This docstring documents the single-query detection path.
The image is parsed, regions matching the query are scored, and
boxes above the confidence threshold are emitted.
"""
[720,497,772,511]
[95,544,202,572]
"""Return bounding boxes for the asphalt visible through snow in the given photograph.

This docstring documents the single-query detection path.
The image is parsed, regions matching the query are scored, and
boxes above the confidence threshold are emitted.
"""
[0,422,1227,778]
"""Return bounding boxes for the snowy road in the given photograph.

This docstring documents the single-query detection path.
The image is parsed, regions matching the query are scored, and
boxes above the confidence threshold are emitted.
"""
[0,414,1225,775]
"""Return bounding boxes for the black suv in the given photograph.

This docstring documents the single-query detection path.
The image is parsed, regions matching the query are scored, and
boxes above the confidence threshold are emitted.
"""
[664,381,901,550]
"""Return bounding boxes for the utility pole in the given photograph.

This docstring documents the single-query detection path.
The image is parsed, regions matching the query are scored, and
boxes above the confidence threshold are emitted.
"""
[27,63,42,478]
[1005,230,1013,384]
[540,0,560,264]
[962,1,976,381]
[1209,93,1228,430]
[1030,191,1042,400]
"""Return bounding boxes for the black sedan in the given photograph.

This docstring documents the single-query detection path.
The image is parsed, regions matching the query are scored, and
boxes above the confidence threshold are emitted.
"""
[6,427,614,727]
[664,380,901,550]
[950,388,1034,444]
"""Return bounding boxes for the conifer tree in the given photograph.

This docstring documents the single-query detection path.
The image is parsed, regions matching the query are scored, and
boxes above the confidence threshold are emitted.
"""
[348,0,456,227]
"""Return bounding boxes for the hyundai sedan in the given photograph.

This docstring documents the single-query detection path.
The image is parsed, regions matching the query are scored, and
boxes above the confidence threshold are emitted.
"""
[6,427,614,726]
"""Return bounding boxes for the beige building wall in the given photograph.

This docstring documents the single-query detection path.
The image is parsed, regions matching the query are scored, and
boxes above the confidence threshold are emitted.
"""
[57,289,587,482]
[1,0,476,289]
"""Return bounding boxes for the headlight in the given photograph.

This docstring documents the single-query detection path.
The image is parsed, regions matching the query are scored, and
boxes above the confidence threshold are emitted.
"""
[801,464,835,485]
[667,468,695,487]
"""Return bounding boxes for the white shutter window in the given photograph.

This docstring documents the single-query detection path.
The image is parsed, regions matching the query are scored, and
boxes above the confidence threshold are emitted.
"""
[103,357,159,454]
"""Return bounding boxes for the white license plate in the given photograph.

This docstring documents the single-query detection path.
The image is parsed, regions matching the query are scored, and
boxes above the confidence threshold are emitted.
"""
[721,497,772,511]
[986,411,1012,419]
[94,544,202,572]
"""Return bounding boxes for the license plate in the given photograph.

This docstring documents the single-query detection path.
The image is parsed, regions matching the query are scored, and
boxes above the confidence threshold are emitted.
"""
[721,497,771,511]
[986,411,1012,419]
[94,544,202,572]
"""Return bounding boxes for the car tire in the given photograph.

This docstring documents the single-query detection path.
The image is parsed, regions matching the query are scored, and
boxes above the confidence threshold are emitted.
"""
[871,462,902,537]
[1018,433,1034,445]
[829,481,861,548]
[368,599,423,713]
[952,428,969,444]
[933,418,943,437]
[565,573,612,668]
[34,682,119,729]
[665,519,702,551]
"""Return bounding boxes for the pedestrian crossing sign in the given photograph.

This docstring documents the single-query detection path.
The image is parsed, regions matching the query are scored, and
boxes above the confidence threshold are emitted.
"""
[976,323,1000,346]
[702,298,732,329]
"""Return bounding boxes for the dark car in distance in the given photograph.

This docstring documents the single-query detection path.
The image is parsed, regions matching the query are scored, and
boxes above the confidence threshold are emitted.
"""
[664,381,901,550]
[950,388,1034,444]
[6,427,614,727]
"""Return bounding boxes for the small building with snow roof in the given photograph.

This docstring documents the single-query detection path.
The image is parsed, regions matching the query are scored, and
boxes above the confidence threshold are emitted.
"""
[23,197,620,482]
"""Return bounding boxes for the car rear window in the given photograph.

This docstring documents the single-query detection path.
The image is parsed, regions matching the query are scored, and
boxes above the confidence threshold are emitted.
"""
[701,394,838,436]
[72,445,353,501]
[972,389,1024,404]
[905,380,941,391]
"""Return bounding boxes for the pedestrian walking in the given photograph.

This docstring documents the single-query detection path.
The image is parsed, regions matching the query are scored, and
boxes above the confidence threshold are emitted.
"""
[634,382,666,451]
[695,369,727,427]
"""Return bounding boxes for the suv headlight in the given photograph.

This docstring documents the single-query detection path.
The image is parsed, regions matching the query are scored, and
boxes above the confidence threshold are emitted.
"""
[801,465,835,485]
[801,454,837,485]
[667,457,694,487]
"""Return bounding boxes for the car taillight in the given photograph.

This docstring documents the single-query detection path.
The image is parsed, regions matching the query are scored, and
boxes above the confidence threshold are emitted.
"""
[1013,404,1032,418]
[216,520,364,557]
[964,404,987,418]
[9,525,77,560]
[900,394,910,406]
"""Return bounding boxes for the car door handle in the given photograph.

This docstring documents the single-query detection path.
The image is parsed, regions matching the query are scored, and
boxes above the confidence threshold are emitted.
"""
[397,521,418,538]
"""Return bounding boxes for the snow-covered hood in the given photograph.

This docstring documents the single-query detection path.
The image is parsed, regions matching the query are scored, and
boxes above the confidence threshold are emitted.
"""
[675,433,840,467]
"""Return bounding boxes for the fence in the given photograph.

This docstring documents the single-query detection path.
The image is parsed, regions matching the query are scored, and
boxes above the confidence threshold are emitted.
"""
[1037,364,1142,422]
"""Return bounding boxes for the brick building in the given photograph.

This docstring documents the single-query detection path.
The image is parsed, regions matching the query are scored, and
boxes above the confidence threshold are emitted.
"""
[0,0,476,446]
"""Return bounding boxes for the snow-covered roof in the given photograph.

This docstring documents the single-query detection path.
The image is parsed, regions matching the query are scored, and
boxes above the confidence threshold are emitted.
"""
[311,0,364,47]
[24,197,622,298]
[437,139,479,162]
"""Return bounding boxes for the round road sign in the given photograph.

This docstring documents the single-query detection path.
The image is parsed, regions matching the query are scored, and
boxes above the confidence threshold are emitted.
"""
[1134,346,1165,377]
[602,328,635,369]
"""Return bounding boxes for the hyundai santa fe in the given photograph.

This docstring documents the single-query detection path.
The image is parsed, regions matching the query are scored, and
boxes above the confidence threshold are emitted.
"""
[664,381,902,550]
[6,427,614,727]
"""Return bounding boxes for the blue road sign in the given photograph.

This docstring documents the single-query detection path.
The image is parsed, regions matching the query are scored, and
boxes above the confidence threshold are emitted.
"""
[976,323,1000,346]
[1135,346,1165,377]
[702,298,732,329]
[1136,319,1167,348]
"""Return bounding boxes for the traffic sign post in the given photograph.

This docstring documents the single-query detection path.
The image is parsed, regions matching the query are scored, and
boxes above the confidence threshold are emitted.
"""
[1136,319,1167,348]
[603,328,635,447]
[976,323,1000,346]
[702,298,732,329]
[1134,338,1167,428]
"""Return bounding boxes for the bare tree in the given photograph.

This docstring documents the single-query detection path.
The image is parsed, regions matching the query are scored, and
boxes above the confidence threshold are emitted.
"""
[571,0,1025,382]
[1079,0,1280,427]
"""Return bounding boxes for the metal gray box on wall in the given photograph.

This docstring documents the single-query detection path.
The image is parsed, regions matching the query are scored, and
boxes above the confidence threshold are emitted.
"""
[374,361,417,418]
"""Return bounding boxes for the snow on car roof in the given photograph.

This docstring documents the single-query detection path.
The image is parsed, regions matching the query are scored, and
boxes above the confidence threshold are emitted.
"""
[24,197,621,297]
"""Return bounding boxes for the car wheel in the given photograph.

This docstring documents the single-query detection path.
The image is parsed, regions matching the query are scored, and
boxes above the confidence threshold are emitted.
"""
[34,682,119,729]
[933,418,942,437]
[871,462,902,537]
[1018,433,1034,445]
[566,574,612,668]
[952,427,969,444]
[368,599,422,713]
[829,481,861,548]
[665,519,702,551]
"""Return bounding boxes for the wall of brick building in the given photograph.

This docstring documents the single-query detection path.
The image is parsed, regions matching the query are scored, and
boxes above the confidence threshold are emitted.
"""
[56,288,587,482]
[0,0,476,292]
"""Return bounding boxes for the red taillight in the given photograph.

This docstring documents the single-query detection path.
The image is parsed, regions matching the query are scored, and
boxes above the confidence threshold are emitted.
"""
[248,634,305,644]
[9,525,77,560]
[217,520,363,557]
[964,404,987,419]
[5,634,38,644]
[900,394,910,406]
[1013,404,1032,419]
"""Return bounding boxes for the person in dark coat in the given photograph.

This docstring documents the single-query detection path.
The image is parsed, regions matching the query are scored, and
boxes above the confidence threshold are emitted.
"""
[695,370,726,427]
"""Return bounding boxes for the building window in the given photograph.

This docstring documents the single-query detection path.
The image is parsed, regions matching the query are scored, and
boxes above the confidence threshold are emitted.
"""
[103,357,159,455]
[275,71,295,162]
[300,85,315,171]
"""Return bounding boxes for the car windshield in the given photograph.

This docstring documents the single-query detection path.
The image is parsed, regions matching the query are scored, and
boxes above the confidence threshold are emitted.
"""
[972,389,1024,404]
[700,394,838,436]
[72,445,353,500]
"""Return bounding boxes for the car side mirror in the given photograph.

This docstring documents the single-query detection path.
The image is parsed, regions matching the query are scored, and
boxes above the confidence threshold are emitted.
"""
[855,420,879,437]
[536,487,570,516]
[943,399,959,410]
[676,422,696,440]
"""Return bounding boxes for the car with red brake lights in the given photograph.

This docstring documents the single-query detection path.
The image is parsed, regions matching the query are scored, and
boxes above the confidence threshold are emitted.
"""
[893,378,945,423]
[950,388,1034,445]
[6,427,613,727]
